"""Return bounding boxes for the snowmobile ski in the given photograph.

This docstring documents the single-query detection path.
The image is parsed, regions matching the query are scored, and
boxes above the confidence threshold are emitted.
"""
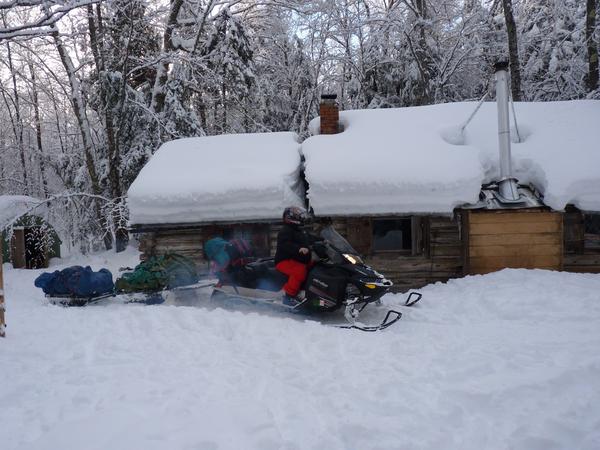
[334,309,402,332]
[404,292,422,307]
[328,291,422,332]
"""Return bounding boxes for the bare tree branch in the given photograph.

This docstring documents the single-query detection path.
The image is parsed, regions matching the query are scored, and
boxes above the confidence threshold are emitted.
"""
[0,0,101,41]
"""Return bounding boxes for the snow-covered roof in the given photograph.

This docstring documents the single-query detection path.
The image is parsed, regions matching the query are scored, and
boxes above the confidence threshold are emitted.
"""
[304,100,600,215]
[127,100,600,225]
[0,195,45,230]
[127,132,304,225]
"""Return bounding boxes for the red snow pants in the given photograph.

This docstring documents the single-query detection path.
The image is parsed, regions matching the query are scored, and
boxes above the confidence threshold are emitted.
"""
[275,259,308,296]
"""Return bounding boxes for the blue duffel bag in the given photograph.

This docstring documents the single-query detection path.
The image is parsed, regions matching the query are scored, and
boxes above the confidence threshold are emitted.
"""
[35,266,114,297]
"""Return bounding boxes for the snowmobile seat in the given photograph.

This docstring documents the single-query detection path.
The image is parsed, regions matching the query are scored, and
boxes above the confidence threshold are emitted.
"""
[245,258,288,291]
[245,258,274,276]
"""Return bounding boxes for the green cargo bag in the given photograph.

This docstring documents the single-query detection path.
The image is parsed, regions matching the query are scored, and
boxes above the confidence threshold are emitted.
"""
[115,253,198,293]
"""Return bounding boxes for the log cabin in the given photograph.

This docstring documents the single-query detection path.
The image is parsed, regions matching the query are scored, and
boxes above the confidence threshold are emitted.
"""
[129,66,600,291]
[127,132,305,276]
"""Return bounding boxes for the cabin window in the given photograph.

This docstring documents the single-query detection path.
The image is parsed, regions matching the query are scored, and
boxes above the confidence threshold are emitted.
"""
[372,218,413,252]
[584,213,600,253]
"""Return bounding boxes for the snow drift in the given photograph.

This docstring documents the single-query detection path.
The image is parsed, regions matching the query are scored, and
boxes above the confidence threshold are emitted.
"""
[2,251,600,449]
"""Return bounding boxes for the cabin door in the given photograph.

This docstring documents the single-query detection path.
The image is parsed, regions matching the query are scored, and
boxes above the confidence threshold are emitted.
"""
[10,228,26,268]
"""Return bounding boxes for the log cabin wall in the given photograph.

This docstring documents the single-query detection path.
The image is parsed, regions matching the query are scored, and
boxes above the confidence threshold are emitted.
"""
[327,215,464,292]
[136,216,464,292]
[562,207,600,273]
[463,209,563,274]
[135,208,599,290]
[139,229,206,269]
[137,223,281,276]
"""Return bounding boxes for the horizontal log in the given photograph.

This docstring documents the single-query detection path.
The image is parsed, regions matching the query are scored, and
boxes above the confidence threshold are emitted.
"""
[469,222,561,235]
[563,266,600,274]
[153,246,203,253]
[469,244,561,258]
[469,255,561,271]
[431,238,461,246]
[367,260,462,273]
[368,255,460,263]
[469,233,560,247]
[152,234,204,240]
[469,211,560,224]
[429,217,458,226]
[564,254,600,265]
[431,229,460,237]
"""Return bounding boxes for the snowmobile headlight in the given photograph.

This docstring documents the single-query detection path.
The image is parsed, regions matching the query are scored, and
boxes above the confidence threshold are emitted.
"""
[364,283,377,289]
[343,253,362,265]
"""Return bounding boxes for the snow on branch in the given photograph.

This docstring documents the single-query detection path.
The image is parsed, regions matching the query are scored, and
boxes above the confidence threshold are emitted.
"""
[0,0,101,41]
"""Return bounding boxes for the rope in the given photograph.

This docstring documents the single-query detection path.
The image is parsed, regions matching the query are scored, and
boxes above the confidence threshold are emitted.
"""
[460,92,489,135]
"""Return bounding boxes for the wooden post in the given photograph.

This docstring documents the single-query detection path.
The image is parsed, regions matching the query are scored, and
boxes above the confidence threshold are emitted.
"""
[0,239,6,337]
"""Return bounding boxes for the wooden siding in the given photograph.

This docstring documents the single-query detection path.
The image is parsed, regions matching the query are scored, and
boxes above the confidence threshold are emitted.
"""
[138,224,280,276]
[465,210,563,274]
[563,207,584,253]
[10,229,26,268]
[137,216,464,292]
[333,216,463,292]
[134,209,597,292]
[560,207,600,273]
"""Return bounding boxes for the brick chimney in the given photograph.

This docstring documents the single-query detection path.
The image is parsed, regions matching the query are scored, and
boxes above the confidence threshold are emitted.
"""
[319,94,340,134]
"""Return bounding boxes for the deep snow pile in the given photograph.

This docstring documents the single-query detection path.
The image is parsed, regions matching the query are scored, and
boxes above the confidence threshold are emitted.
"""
[1,251,600,450]
[127,132,304,224]
[304,100,600,215]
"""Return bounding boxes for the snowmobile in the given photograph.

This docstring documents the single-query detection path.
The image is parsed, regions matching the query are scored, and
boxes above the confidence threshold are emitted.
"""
[210,226,421,331]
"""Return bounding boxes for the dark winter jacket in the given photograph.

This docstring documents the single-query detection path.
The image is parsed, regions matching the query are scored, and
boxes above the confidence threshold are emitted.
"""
[275,224,320,265]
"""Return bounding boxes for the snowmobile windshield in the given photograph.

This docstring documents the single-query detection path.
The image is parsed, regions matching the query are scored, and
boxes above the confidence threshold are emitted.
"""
[320,226,360,256]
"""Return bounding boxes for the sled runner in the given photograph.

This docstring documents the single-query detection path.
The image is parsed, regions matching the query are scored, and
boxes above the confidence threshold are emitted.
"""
[46,280,216,307]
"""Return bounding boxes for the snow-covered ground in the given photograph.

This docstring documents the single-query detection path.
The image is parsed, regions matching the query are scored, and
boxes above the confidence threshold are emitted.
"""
[2,249,600,450]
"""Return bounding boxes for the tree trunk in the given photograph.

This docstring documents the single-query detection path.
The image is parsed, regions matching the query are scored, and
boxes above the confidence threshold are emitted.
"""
[411,0,435,105]
[51,26,111,249]
[28,62,49,198]
[502,0,522,101]
[0,239,5,338]
[87,5,128,251]
[150,0,184,114]
[6,42,28,193]
[587,0,599,92]
[222,81,227,132]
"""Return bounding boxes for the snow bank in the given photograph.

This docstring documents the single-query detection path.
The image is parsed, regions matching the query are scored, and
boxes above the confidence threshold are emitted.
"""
[2,254,600,449]
[0,195,45,229]
[127,133,304,224]
[303,100,600,215]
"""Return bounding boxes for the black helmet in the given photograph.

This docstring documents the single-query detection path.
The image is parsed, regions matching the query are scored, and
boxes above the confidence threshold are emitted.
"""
[283,206,307,226]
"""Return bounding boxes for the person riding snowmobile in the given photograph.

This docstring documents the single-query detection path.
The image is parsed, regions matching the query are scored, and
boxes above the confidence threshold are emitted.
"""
[275,206,320,305]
